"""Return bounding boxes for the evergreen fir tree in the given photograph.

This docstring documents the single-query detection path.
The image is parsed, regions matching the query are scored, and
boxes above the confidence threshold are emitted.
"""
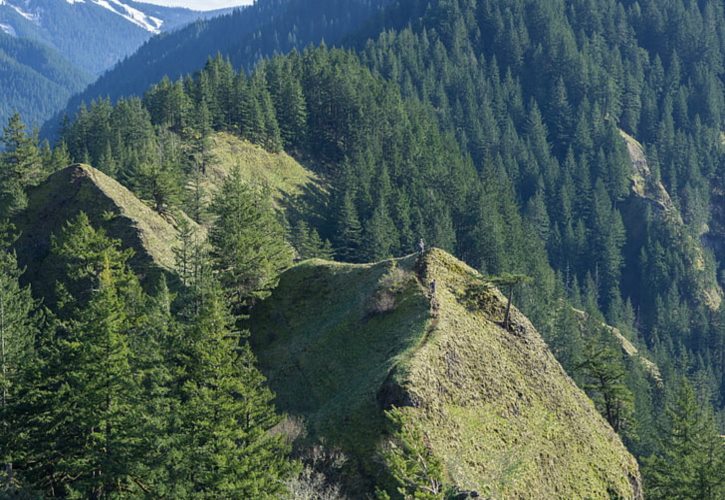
[576,310,634,434]
[15,238,147,496]
[644,378,725,499]
[0,113,42,217]
[335,190,363,262]
[0,224,38,490]
[168,252,295,497]
[209,167,293,309]
[291,220,334,260]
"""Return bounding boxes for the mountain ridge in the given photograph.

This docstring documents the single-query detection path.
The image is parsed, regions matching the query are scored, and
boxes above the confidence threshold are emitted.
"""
[250,249,642,498]
[13,163,200,296]
[0,31,90,126]
[39,0,394,139]
[0,0,233,75]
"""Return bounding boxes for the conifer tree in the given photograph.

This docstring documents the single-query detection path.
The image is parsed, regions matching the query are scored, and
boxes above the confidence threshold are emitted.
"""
[0,113,42,217]
[291,220,334,260]
[0,224,37,490]
[362,200,397,262]
[168,243,295,497]
[490,273,532,330]
[576,316,634,434]
[130,159,181,214]
[335,190,363,262]
[15,218,148,496]
[49,141,72,174]
[644,378,725,499]
[47,212,135,311]
[209,167,293,309]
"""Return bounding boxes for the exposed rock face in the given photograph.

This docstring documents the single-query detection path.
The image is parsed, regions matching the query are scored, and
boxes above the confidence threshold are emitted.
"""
[250,249,642,498]
[14,164,199,296]
[618,131,722,311]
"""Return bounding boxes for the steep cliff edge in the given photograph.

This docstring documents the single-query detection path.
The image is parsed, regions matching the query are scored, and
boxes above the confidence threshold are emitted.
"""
[619,130,722,311]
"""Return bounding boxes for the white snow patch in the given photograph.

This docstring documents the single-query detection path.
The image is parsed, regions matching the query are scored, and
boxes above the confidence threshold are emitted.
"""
[9,3,40,23]
[0,22,16,36]
[92,0,163,33]
[65,0,86,4]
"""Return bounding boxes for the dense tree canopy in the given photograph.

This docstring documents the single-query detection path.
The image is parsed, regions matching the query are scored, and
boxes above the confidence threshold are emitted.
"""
[2,0,724,495]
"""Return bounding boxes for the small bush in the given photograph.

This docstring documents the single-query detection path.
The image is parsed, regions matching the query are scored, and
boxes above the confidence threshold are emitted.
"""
[370,290,398,314]
[368,264,413,315]
[273,415,307,444]
[378,265,411,294]
[287,466,346,500]
[288,442,349,499]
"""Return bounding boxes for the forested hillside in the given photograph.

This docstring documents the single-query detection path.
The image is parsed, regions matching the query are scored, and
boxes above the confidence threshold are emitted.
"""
[0,32,90,127]
[0,0,225,76]
[1,0,724,497]
[42,0,395,138]
[0,0,231,127]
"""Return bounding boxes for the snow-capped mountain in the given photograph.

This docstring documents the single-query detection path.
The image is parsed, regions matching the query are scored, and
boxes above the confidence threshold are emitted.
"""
[68,0,164,34]
[0,0,238,129]
[0,0,234,75]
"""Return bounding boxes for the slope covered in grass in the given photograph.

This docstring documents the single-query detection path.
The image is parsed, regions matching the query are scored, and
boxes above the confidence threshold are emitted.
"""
[203,132,319,203]
[250,249,641,498]
[14,164,199,296]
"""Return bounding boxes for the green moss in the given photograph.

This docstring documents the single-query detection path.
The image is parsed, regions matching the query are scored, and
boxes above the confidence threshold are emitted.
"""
[251,249,641,498]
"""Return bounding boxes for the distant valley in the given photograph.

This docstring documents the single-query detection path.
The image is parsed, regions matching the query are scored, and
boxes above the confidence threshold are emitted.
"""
[0,0,236,126]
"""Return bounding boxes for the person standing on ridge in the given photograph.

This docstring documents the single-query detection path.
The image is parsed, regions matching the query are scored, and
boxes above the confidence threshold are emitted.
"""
[418,238,426,255]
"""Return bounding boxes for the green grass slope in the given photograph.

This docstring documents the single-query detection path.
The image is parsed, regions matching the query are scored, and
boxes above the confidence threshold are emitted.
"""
[14,164,199,296]
[250,249,641,498]
[205,132,319,200]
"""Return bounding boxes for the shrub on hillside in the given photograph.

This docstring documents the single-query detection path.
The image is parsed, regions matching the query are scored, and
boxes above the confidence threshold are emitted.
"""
[368,264,413,315]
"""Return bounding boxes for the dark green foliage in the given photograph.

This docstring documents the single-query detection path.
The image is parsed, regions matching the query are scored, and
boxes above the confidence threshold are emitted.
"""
[11,214,148,496]
[0,113,42,216]
[4,214,295,496]
[643,378,725,499]
[291,220,334,260]
[48,212,135,313]
[576,313,635,435]
[209,167,294,309]
[0,223,38,491]
[30,0,725,494]
[166,247,295,497]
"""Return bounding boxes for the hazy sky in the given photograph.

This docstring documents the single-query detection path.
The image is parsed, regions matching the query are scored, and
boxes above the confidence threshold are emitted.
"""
[142,0,253,11]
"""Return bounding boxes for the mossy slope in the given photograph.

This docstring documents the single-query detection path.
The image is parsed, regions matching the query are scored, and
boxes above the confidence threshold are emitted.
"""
[250,249,641,498]
[14,164,197,295]
[201,132,320,204]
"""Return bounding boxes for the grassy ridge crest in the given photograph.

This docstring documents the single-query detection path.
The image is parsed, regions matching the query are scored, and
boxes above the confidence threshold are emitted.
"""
[251,249,641,497]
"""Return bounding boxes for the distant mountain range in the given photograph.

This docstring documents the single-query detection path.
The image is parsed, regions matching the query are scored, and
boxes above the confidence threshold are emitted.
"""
[0,0,236,127]
[0,31,89,129]
[40,0,394,138]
